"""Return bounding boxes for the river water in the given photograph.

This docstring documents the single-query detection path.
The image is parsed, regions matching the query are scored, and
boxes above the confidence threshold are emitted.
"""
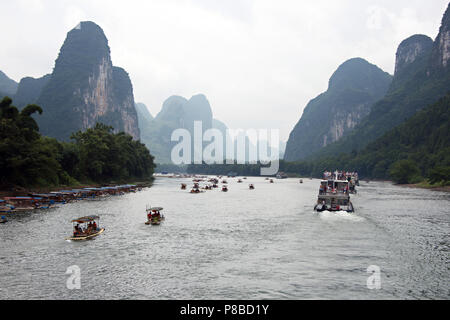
[0,177,449,299]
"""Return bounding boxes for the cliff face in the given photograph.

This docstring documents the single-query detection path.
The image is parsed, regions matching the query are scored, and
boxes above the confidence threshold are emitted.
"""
[394,35,434,75]
[35,21,139,140]
[284,58,392,161]
[431,3,450,70]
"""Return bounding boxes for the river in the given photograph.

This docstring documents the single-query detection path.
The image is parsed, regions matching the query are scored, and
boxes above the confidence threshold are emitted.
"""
[0,177,449,299]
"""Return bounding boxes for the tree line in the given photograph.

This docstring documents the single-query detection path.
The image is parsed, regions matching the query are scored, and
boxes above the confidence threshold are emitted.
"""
[0,97,155,187]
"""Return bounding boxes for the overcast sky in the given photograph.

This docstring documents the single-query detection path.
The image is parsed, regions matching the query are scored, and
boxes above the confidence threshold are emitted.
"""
[1,0,448,141]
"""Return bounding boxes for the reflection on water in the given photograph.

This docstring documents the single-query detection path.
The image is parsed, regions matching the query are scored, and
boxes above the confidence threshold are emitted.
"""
[0,178,449,299]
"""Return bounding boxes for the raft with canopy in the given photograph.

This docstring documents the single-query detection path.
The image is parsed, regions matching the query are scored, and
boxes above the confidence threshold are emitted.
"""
[145,207,165,225]
[66,215,105,241]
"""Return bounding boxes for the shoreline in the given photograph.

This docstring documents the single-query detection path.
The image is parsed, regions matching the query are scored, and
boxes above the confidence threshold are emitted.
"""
[398,183,450,193]
[0,179,154,198]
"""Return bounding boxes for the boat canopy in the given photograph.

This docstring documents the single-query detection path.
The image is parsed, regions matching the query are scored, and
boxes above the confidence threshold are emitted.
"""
[30,193,53,197]
[3,197,34,200]
[149,207,163,211]
[71,215,100,223]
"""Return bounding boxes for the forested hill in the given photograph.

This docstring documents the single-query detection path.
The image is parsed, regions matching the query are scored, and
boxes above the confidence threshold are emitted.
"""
[307,94,449,183]
[308,4,450,161]
[284,58,392,161]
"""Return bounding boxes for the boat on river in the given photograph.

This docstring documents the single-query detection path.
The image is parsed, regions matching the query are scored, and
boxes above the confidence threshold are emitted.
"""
[190,187,204,194]
[314,180,354,213]
[249,184,255,190]
[222,185,228,192]
[145,207,165,225]
[66,216,105,241]
[181,183,187,190]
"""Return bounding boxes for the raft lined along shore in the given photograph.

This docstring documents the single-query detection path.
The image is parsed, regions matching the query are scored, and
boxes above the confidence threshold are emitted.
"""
[0,184,146,215]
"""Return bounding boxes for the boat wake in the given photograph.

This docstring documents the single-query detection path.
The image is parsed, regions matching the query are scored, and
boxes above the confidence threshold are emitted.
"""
[318,210,365,222]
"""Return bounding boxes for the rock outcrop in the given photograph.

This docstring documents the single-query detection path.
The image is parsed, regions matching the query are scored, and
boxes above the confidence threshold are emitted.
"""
[34,21,139,140]
[394,35,433,75]
[284,58,392,161]
[140,94,219,163]
[431,3,450,70]
[305,4,450,161]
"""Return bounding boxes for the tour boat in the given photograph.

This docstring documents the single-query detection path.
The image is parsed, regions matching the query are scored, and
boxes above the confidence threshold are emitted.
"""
[66,216,105,241]
[269,179,274,183]
[222,186,228,192]
[314,180,354,213]
[249,184,255,190]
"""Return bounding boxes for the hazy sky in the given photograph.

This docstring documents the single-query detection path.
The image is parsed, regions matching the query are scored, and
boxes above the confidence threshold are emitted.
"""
[1,0,448,141]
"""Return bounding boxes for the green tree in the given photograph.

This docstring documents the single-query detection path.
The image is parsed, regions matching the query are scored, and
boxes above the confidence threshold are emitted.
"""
[428,166,450,185]
[389,159,421,184]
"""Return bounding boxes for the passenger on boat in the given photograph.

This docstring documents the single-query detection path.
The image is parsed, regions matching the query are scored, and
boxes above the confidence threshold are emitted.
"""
[74,224,83,236]
[319,185,325,195]
[92,221,98,231]
[87,222,94,234]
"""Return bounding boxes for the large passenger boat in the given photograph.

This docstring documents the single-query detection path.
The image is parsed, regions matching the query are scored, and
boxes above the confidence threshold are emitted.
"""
[314,179,354,213]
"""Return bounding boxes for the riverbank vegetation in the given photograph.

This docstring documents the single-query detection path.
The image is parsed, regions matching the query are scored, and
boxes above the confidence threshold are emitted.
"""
[0,97,155,188]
